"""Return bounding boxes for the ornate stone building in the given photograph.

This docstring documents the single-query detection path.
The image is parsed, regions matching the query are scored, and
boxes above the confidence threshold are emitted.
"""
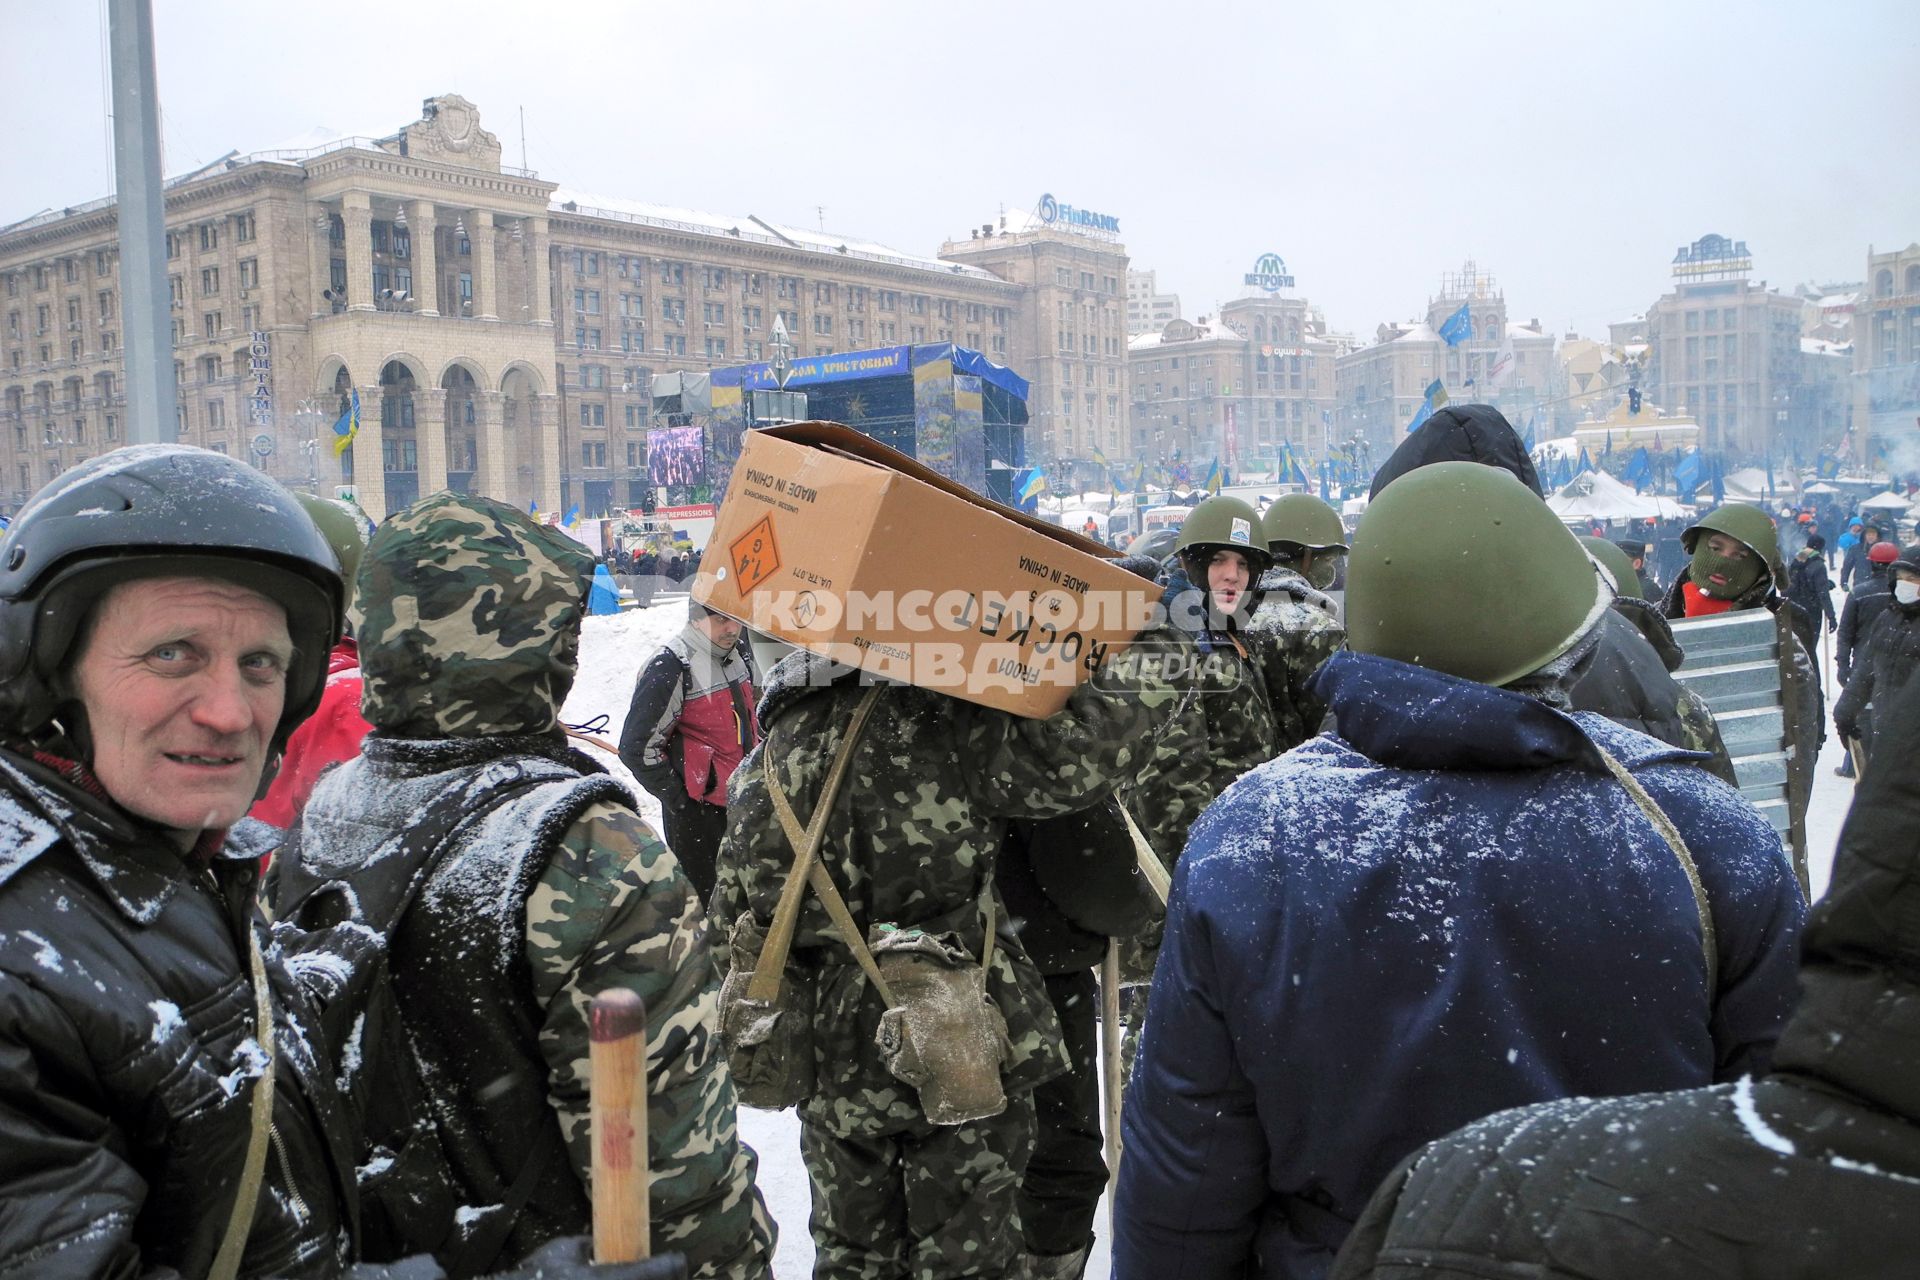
[0,96,1063,520]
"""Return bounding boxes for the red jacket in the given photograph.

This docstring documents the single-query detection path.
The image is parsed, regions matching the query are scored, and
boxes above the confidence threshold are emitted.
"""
[250,640,372,828]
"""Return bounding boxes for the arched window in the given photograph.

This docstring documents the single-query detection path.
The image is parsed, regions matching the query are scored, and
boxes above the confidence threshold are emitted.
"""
[1877,269,1895,298]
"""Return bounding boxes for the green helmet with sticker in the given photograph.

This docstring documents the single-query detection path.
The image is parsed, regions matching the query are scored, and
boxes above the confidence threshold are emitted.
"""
[1681,504,1784,588]
[1579,535,1643,600]
[1347,462,1610,687]
[1175,496,1272,577]
[1263,493,1349,553]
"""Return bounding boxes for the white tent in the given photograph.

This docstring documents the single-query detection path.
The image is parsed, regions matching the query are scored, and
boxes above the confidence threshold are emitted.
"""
[1547,470,1692,523]
[1802,481,1842,496]
[1860,490,1913,512]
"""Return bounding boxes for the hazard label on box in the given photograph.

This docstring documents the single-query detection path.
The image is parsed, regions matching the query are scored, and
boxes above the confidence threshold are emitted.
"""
[729,516,782,593]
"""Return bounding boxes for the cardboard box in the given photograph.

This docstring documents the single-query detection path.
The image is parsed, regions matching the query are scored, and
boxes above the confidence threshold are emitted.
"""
[692,422,1158,717]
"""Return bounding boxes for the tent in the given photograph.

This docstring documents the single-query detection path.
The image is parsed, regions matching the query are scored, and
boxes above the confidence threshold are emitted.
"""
[1860,490,1913,512]
[1802,481,1842,496]
[1547,469,1694,524]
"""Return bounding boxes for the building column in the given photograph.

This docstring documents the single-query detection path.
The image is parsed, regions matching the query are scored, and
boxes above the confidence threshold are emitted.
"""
[415,387,449,498]
[527,215,553,326]
[475,390,508,501]
[470,209,498,322]
[348,383,386,522]
[309,203,334,318]
[409,201,439,316]
[342,192,374,313]
[534,392,562,517]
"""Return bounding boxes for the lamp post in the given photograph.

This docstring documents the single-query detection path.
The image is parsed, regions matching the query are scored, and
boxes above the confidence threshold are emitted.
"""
[294,396,328,493]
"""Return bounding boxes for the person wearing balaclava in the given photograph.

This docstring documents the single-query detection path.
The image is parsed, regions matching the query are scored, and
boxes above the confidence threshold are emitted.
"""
[1658,503,1824,884]
[1833,544,1920,766]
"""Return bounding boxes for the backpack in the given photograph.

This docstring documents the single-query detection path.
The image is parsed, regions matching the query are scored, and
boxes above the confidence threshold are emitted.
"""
[272,766,563,1277]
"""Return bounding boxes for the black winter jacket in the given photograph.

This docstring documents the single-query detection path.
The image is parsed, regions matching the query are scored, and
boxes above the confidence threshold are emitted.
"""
[1332,673,1920,1280]
[0,750,358,1279]
[1785,552,1837,650]
[1838,571,1894,683]
[998,801,1156,974]
[1833,600,1920,743]
[1367,404,1543,500]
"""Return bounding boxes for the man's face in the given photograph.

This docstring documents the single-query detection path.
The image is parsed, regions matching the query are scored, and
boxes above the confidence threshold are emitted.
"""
[1864,527,1881,544]
[698,612,743,649]
[1206,549,1252,612]
[1702,532,1754,591]
[70,577,292,847]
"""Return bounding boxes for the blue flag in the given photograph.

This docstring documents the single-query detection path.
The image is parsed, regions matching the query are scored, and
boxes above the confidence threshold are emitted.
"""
[1710,456,1726,506]
[1577,447,1595,475]
[1319,461,1332,504]
[1437,302,1472,346]
[1675,450,1705,499]
[1624,447,1653,493]
[1521,409,1538,452]
[529,498,539,516]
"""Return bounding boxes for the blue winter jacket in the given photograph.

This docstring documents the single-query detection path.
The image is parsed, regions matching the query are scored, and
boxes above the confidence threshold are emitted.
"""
[1113,651,1806,1280]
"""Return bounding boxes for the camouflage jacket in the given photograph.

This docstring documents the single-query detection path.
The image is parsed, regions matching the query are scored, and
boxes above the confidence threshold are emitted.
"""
[1245,566,1347,749]
[315,493,774,1278]
[1120,582,1283,875]
[713,649,1174,1139]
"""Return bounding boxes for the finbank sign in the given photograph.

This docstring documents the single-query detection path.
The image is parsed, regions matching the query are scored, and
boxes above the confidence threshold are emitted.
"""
[1038,193,1120,236]
[1245,253,1295,292]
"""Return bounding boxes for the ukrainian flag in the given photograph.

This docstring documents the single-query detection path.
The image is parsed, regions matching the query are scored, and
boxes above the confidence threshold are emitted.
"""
[331,389,361,458]
[1017,468,1048,503]
[1203,459,1223,494]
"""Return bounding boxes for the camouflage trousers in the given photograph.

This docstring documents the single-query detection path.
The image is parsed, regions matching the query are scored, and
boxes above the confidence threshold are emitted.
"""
[800,1092,1038,1280]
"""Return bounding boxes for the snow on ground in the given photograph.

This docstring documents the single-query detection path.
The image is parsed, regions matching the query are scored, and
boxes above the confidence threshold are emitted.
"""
[563,589,1861,1280]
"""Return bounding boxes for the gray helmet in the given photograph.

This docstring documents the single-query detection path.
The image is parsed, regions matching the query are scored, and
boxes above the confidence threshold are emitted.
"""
[1347,462,1610,687]
[0,446,344,751]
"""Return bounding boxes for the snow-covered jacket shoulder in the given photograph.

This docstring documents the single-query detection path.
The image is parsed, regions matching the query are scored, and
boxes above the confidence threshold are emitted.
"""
[0,751,357,1279]
[1113,651,1805,1280]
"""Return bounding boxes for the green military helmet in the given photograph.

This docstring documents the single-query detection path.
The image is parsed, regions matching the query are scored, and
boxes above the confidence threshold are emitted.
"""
[1579,535,1644,600]
[1263,493,1349,553]
[1176,495,1272,576]
[295,490,372,618]
[1347,462,1611,687]
[1681,504,1785,588]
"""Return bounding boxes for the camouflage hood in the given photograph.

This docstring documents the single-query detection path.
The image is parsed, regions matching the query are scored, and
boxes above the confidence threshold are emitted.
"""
[357,493,593,737]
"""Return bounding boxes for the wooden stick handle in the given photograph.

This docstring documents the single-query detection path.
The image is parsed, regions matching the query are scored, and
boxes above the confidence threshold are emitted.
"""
[589,989,650,1263]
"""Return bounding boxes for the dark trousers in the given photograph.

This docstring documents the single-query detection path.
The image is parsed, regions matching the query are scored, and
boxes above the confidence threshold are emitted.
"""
[661,797,728,904]
[1019,969,1107,1259]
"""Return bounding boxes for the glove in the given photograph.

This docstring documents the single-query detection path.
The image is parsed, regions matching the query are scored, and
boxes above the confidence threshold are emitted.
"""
[491,1237,690,1280]
[1835,719,1857,743]
[1827,618,1838,634]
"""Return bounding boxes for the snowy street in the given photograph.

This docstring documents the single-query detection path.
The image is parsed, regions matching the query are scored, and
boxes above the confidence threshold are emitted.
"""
[561,589,1863,1280]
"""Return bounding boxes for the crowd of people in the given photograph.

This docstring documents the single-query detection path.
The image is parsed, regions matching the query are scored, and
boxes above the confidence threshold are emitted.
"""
[0,401,1913,1280]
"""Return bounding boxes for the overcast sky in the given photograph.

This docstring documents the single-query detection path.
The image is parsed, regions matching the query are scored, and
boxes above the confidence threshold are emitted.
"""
[4,0,1915,343]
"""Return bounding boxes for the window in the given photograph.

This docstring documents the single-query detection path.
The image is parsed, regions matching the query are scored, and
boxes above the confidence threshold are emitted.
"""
[778,309,799,333]
[582,364,607,389]
[203,311,220,339]
[584,329,602,350]
[706,337,728,359]
[848,318,865,342]
[814,282,835,305]
[812,314,833,335]
[459,272,473,310]
[879,290,898,312]
[627,442,641,469]
[579,403,606,427]
[621,327,645,353]
[199,224,219,252]
[383,439,419,473]
[847,287,866,312]
[660,261,685,286]
[910,325,926,343]
[96,290,113,321]
[742,305,762,330]
[238,259,259,289]
[661,334,687,356]
[102,331,115,352]
[199,354,223,380]
[233,212,255,243]
[908,295,928,315]
[584,252,600,276]
[200,267,220,297]
[703,302,726,325]
[105,413,116,440]
[207,400,225,428]
[704,266,730,290]
[742,272,763,295]
[584,290,601,315]
[582,441,607,468]
[661,298,687,323]
[776,276,800,300]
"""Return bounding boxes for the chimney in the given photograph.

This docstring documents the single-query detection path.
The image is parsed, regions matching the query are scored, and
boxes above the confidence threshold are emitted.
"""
[982,224,993,237]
